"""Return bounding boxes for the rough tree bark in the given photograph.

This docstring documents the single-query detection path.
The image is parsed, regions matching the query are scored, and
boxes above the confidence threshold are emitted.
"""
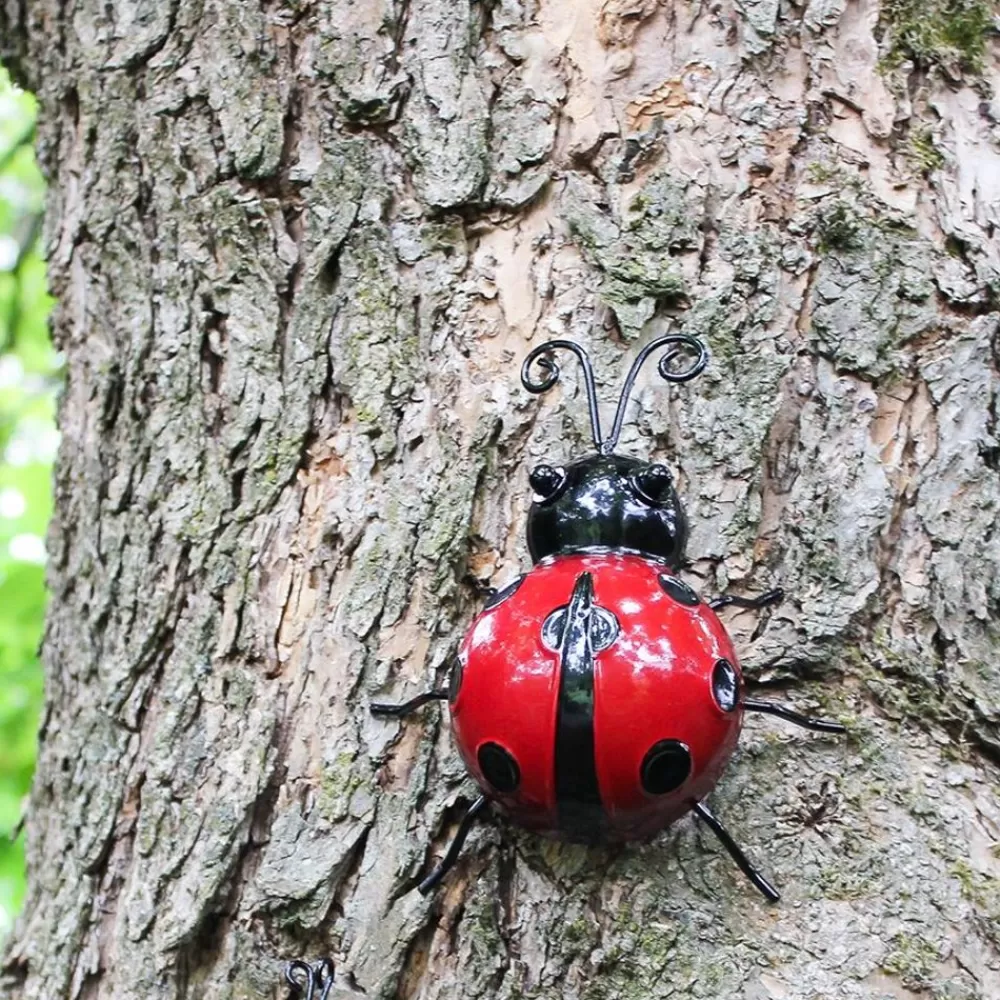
[2,1,999,998]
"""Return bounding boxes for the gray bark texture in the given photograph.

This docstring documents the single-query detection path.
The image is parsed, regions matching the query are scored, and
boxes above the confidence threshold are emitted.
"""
[2,0,1000,998]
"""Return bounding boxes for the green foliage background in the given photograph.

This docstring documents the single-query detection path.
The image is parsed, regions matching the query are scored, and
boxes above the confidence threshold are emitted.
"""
[0,65,56,938]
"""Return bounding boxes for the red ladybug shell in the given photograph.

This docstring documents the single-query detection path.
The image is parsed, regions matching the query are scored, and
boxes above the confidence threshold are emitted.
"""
[450,551,743,843]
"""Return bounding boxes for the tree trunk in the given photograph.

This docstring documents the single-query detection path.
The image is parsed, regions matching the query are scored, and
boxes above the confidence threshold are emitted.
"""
[2,0,999,997]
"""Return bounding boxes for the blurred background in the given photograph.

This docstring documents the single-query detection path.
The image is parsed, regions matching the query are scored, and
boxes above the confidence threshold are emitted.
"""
[0,64,58,937]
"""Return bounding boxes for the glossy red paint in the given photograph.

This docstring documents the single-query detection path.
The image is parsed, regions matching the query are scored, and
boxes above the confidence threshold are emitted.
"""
[450,550,743,842]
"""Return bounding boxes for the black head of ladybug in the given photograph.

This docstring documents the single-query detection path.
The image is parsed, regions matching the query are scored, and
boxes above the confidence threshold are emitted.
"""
[521,334,708,565]
[526,453,689,564]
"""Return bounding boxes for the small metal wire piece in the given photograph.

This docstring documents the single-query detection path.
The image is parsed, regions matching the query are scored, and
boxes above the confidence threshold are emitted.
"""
[521,340,604,451]
[605,334,709,453]
[284,957,335,1000]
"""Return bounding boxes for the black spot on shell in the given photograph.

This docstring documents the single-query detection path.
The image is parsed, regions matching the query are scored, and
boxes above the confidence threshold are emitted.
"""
[640,740,692,795]
[712,658,739,712]
[658,574,700,606]
[478,742,520,794]
[485,575,525,610]
[448,658,464,703]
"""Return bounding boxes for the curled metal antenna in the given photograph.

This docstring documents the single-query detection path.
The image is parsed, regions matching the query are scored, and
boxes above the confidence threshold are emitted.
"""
[605,334,708,453]
[521,340,604,451]
[285,958,335,1000]
[521,334,708,454]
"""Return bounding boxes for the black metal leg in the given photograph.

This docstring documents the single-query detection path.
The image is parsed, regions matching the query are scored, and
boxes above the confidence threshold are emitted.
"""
[743,698,846,734]
[692,801,780,903]
[285,958,335,1000]
[370,689,448,717]
[709,587,784,611]
[418,795,489,895]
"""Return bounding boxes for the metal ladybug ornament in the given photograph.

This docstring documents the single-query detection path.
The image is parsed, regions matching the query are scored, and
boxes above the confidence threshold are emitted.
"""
[370,334,846,902]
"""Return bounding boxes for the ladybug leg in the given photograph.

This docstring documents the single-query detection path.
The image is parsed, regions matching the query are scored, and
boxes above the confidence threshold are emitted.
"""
[418,795,489,895]
[691,801,780,903]
[284,957,335,1000]
[370,689,448,718]
[709,587,784,611]
[742,698,846,734]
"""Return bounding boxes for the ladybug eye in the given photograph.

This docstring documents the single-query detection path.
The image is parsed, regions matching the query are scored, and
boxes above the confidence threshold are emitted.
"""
[640,740,691,795]
[529,464,567,503]
[632,464,673,505]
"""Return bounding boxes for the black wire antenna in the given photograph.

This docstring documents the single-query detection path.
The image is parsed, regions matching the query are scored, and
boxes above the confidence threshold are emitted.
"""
[520,334,708,454]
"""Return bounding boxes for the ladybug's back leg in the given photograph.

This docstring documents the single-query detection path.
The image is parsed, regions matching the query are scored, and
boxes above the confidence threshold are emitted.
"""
[742,699,845,732]
[691,694,845,902]
[370,684,493,895]
[691,800,779,902]
[416,795,489,895]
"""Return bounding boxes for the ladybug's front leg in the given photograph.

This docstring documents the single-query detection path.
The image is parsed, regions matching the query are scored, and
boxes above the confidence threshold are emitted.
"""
[370,689,448,718]
[370,584,500,719]
[708,587,784,611]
